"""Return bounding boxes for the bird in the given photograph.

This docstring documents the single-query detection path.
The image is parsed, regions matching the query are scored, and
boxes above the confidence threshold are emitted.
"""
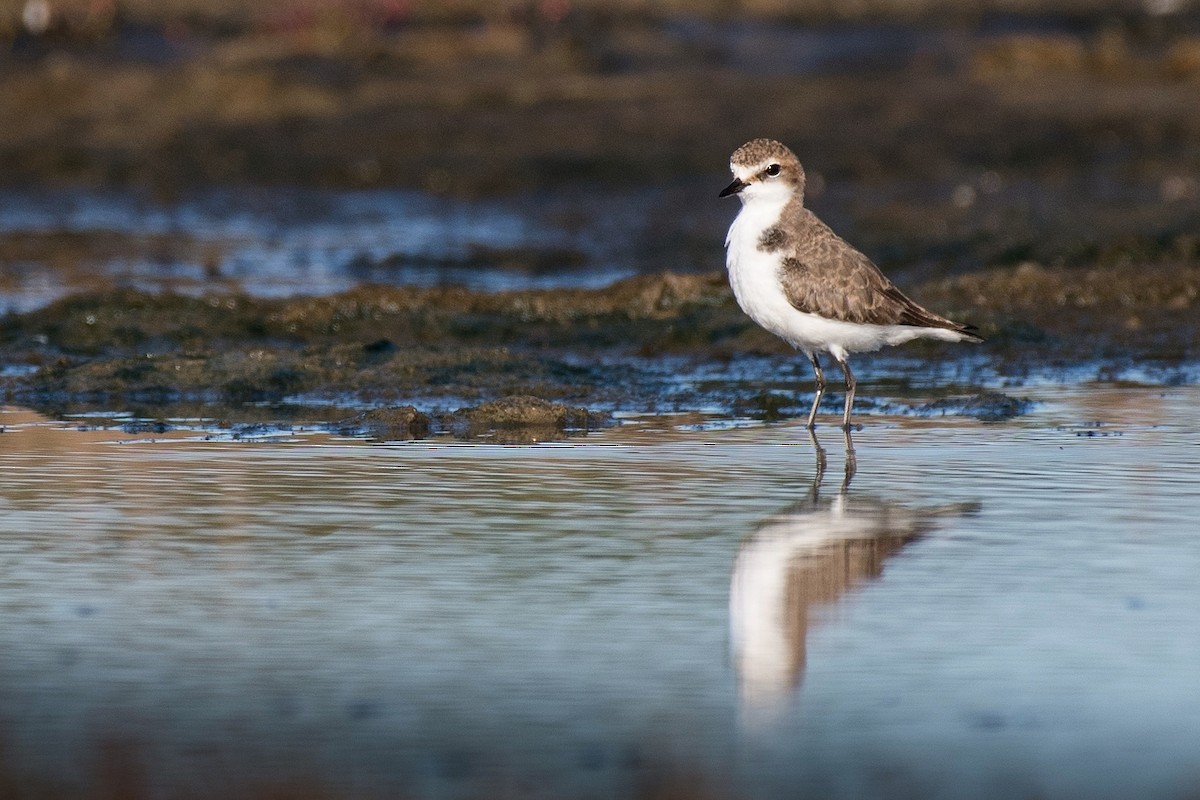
[720,138,982,430]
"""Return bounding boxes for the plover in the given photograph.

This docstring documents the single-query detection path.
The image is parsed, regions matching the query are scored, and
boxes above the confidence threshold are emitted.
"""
[720,138,982,429]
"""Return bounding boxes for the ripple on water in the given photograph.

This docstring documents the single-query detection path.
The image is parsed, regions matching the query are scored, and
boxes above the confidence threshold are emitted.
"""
[0,389,1199,798]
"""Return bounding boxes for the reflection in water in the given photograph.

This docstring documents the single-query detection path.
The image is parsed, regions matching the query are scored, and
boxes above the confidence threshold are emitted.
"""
[730,431,978,730]
[5,397,1200,797]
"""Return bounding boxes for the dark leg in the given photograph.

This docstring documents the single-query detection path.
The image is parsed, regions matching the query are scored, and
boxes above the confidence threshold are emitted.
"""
[805,352,826,430]
[834,355,856,430]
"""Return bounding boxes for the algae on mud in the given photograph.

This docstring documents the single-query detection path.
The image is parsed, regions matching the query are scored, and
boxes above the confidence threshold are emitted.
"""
[1,263,1197,433]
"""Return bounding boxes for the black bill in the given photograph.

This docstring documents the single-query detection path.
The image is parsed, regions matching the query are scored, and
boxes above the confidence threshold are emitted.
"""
[719,177,747,198]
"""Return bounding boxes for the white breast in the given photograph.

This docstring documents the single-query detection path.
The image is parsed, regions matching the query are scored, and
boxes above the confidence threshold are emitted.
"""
[726,198,793,329]
[725,200,838,355]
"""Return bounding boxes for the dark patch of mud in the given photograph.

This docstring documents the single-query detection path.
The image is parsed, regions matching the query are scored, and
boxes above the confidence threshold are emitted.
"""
[337,395,608,442]
[2,265,1197,428]
[340,404,431,441]
[733,391,798,421]
[912,391,1035,421]
[442,395,601,443]
[921,261,1200,363]
[0,273,742,431]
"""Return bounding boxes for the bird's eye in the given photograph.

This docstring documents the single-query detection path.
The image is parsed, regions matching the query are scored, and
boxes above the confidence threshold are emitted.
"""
[764,164,781,177]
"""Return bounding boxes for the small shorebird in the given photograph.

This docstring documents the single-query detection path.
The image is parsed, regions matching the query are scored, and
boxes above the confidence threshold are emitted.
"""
[720,138,982,429]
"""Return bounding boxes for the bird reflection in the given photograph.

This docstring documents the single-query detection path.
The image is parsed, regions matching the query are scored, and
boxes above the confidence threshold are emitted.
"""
[729,429,977,730]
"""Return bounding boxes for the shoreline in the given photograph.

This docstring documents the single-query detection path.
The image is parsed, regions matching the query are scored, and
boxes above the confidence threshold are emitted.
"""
[2,265,1196,435]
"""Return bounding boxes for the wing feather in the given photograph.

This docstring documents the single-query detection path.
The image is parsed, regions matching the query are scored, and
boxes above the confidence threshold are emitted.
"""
[777,211,976,336]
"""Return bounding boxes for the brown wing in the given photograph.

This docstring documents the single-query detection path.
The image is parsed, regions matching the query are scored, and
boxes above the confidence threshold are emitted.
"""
[778,213,975,334]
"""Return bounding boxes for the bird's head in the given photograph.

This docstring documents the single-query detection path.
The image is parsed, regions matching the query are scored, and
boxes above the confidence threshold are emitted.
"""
[719,138,806,206]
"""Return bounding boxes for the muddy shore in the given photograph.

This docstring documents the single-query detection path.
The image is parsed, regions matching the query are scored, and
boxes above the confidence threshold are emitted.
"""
[3,262,1197,437]
[2,1,1199,437]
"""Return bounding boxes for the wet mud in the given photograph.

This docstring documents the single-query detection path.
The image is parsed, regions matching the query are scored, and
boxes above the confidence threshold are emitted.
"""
[2,1,1199,436]
[2,262,1196,436]
[340,396,602,442]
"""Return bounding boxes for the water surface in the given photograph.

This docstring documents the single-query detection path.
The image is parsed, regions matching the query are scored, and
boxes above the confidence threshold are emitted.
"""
[1,386,1199,798]
[0,185,706,312]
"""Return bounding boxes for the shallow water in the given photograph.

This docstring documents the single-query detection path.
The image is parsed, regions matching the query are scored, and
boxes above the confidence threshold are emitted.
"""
[1,385,1199,798]
[0,185,709,312]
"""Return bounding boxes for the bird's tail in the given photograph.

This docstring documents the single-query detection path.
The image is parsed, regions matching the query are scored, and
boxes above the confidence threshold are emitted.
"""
[954,323,984,344]
[887,286,983,342]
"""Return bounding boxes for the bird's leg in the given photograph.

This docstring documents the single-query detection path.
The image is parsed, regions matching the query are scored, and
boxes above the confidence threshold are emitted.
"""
[835,356,856,430]
[805,352,826,430]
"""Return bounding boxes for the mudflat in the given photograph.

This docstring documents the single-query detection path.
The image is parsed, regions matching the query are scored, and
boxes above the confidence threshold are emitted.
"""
[1,1,1198,434]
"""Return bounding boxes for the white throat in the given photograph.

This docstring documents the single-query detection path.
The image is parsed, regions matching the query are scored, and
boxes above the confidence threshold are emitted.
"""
[725,182,792,248]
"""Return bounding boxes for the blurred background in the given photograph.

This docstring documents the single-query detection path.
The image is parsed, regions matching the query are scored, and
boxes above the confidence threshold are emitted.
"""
[1,0,1199,309]
[4,9,1200,797]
